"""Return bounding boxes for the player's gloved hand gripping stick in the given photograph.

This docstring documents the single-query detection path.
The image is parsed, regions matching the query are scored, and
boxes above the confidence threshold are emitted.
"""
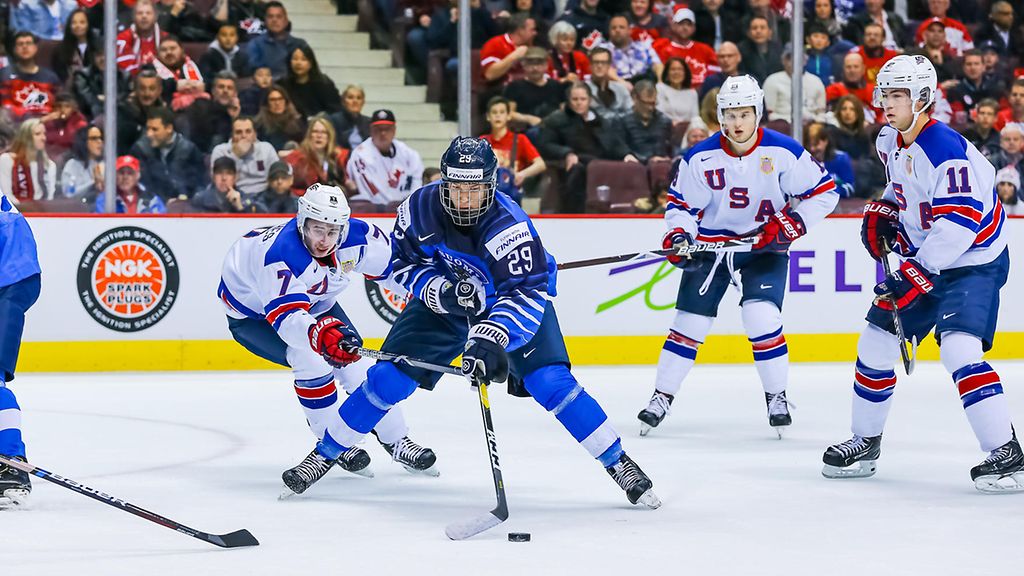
[879,239,917,375]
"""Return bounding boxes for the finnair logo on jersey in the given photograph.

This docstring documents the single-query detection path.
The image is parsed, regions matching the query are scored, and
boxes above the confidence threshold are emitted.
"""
[445,167,484,180]
[485,222,532,260]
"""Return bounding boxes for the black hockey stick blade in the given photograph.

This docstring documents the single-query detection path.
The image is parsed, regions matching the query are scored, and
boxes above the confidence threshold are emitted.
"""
[880,240,915,375]
[556,237,757,271]
[0,455,259,549]
[446,377,509,540]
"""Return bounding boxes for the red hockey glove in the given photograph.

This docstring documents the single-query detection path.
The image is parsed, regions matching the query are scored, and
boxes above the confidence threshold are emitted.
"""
[308,317,362,368]
[662,227,694,268]
[874,259,935,310]
[753,207,807,252]
[861,199,899,261]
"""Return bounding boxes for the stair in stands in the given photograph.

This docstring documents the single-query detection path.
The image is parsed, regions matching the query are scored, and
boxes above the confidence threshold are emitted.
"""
[282,0,456,168]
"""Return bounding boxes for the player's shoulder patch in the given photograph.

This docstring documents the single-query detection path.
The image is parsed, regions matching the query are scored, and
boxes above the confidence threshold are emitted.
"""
[683,132,723,162]
[263,219,313,274]
[914,121,969,167]
[758,128,805,159]
[485,220,533,261]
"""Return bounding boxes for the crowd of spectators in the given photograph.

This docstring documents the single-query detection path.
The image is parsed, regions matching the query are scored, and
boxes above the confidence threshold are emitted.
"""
[0,0,424,214]
[3,0,1024,215]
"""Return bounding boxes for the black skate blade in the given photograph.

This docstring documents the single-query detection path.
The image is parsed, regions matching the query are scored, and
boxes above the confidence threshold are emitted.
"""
[822,461,877,479]
[974,472,1024,494]
[207,529,260,548]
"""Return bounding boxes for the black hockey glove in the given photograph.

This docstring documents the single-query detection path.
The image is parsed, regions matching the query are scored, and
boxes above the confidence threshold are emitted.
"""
[462,320,510,384]
[422,276,486,317]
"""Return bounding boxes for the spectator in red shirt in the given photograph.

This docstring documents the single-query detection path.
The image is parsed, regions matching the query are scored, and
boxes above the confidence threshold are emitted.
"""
[994,79,1024,132]
[153,35,208,111]
[547,21,590,83]
[851,23,898,84]
[481,96,546,194]
[652,8,718,89]
[627,0,668,40]
[41,92,88,158]
[0,32,62,120]
[914,0,974,57]
[480,13,537,86]
[826,52,880,122]
[116,0,167,76]
[917,18,961,84]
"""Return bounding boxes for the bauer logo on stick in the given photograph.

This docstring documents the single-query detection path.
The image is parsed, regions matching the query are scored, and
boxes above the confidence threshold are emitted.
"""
[77,226,180,332]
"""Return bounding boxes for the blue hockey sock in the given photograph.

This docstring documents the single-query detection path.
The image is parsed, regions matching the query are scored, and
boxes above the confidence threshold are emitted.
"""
[0,385,25,458]
[329,362,419,454]
[525,365,621,464]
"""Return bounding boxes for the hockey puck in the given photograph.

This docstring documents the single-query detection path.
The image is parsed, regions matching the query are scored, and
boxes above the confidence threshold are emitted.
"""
[508,532,531,542]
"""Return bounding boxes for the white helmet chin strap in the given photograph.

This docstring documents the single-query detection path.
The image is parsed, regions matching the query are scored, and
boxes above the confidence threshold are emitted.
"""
[898,99,929,138]
[722,125,756,147]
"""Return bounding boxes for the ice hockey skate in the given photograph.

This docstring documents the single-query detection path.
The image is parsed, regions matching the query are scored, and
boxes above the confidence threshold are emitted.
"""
[336,445,374,478]
[605,454,661,509]
[822,435,882,479]
[971,435,1024,494]
[0,456,30,509]
[379,435,439,477]
[638,391,673,437]
[765,391,792,439]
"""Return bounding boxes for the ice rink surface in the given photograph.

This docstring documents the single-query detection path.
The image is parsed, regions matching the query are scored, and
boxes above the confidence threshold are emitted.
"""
[5,362,1024,575]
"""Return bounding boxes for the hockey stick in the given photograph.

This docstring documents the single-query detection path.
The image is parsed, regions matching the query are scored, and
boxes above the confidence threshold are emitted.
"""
[880,240,917,375]
[445,374,509,540]
[0,455,259,548]
[356,347,461,376]
[556,237,757,271]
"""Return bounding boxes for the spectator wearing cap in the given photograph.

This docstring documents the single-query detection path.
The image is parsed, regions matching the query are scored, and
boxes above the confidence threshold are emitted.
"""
[653,8,717,89]
[246,1,310,81]
[916,18,959,84]
[254,160,298,213]
[804,23,835,86]
[995,80,1024,132]
[693,0,743,49]
[116,0,168,76]
[537,81,637,213]
[200,22,252,88]
[851,23,899,84]
[130,106,206,202]
[974,1,1022,58]
[763,48,827,126]
[94,155,167,214]
[946,50,1007,125]
[698,41,740,100]
[193,156,249,212]
[210,116,279,199]
[602,14,662,85]
[556,0,608,50]
[41,92,88,159]
[914,0,974,57]
[995,165,1024,215]
[992,123,1024,171]
[503,47,566,129]
[843,0,908,49]
[964,99,1003,160]
[737,14,782,84]
[618,80,672,165]
[481,13,537,87]
[546,21,590,83]
[10,0,78,42]
[347,110,424,205]
[0,32,62,120]
[585,47,633,117]
[282,44,341,118]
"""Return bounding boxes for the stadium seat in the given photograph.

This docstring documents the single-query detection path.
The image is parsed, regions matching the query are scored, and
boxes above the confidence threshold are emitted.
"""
[585,160,649,213]
[39,198,91,213]
[647,158,674,190]
[669,120,689,150]
[183,42,208,65]
[835,198,868,214]
[165,199,200,213]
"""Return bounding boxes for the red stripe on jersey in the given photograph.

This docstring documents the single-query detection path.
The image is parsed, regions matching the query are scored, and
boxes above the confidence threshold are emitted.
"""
[975,202,1003,245]
[265,301,310,325]
[933,204,983,225]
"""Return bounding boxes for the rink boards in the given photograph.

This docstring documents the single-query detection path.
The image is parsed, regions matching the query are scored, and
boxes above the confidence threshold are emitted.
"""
[17,213,1024,371]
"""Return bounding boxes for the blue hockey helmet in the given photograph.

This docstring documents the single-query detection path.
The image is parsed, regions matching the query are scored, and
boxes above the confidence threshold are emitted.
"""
[439,136,498,226]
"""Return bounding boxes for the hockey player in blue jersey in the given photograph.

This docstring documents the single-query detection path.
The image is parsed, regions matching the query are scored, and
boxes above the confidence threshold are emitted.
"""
[0,196,42,508]
[219,184,438,494]
[637,75,839,438]
[284,137,661,507]
[822,55,1023,493]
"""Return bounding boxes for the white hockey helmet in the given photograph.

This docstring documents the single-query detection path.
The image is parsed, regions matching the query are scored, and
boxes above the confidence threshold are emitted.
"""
[297,183,351,254]
[717,75,764,143]
[872,55,937,132]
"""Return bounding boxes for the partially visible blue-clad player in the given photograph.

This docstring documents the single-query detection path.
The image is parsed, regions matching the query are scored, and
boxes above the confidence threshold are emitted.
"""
[0,195,42,508]
[822,55,1023,492]
[285,137,661,508]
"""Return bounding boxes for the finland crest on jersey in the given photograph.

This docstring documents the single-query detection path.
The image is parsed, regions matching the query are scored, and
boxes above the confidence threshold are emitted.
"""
[667,129,836,240]
[875,121,1006,272]
[218,217,393,331]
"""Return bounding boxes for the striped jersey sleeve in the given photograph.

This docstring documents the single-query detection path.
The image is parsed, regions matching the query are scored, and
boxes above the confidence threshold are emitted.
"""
[917,156,995,272]
[482,219,550,351]
[665,157,706,236]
